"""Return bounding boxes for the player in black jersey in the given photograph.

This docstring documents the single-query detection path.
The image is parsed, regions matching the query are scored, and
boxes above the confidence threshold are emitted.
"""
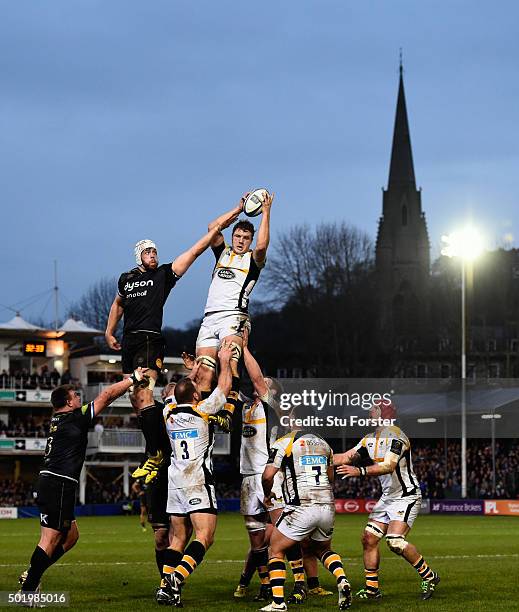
[105,210,242,482]
[19,368,149,595]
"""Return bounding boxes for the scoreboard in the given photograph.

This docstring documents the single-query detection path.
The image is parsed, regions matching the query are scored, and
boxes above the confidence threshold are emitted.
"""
[23,341,47,356]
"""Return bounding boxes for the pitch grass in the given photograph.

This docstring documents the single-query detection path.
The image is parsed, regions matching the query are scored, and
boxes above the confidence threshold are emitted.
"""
[1,514,518,611]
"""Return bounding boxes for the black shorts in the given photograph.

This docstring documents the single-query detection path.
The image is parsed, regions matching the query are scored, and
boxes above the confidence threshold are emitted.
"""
[147,467,169,528]
[121,331,165,374]
[37,474,77,532]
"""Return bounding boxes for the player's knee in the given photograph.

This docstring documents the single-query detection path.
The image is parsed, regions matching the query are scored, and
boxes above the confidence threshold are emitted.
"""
[363,523,384,548]
[245,516,267,534]
[153,526,169,549]
[385,534,407,556]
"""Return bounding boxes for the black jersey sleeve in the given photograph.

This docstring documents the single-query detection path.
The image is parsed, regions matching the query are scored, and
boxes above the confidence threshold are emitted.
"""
[162,263,181,292]
[79,402,95,429]
[117,273,127,299]
[211,243,226,260]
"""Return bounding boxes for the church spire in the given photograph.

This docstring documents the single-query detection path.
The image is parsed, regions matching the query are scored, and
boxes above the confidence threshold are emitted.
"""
[388,59,416,188]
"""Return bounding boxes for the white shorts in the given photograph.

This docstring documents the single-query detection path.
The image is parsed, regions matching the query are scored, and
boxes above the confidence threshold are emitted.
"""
[369,495,421,529]
[270,472,285,511]
[240,474,266,516]
[276,504,335,543]
[196,311,250,349]
[167,484,217,516]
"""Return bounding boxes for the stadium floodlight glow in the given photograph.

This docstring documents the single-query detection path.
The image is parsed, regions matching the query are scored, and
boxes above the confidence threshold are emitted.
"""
[417,417,437,423]
[441,226,484,261]
[481,414,502,419]
[108,359,116,364]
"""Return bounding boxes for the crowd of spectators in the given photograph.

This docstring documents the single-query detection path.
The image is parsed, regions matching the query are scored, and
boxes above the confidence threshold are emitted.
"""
[0,367,76,390]
[0,416,49,438]
[1,440,517,508]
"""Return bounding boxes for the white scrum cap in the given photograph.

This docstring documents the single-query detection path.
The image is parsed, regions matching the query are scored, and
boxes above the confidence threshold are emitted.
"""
[135,239,157,265]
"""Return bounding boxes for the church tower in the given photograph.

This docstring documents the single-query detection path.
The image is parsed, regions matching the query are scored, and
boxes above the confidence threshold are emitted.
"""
[376,63,430,345]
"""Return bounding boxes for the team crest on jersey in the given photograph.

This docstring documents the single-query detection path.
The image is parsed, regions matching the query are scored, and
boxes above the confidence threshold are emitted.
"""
[156,358,163,369]
[217,269,236,280]
[242,425,257,438]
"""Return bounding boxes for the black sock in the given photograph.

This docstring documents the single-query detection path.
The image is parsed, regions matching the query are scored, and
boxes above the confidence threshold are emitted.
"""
[286,543,305,586]
[307,576,319,590]
[138,403,163,456]
[163,548,183,575]
[252,547,270,586]
[49,545,65,566]
[22,546,52,591]
[240,550,256,587]
[155,400,171,455]
[156,549,167,578]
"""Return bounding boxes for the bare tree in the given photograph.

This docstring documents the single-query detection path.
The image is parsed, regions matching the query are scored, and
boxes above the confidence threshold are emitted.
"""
[264,222,374,306]
[67,277,118,333]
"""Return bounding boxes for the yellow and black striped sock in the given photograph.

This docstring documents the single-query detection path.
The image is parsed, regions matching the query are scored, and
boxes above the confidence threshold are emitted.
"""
[364,567,379,593]
[173,540,206,584]
[412,556,435,581]
[268,557,286,605]
[321,550,348,584]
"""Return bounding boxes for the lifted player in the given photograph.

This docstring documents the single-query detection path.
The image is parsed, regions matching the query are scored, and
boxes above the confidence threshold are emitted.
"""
[334,402,440,601]
[156,341,235,607]
[194,191,274,396]
[105,208,239,482]
[18,370,149,596]
[261,430,352,612]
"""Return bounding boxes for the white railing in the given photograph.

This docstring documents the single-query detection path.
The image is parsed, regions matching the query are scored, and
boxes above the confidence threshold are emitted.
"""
[87,429,145,454]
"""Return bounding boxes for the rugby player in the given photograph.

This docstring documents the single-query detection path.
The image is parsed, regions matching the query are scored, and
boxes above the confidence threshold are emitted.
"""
[233,331,282,602]
[105,206,243,482]
[18,369,149,595]
[195,191,274,396]
[156,341,235,607]
[261,430,352,611]
[334,402,440,601]
[233,329,330,604]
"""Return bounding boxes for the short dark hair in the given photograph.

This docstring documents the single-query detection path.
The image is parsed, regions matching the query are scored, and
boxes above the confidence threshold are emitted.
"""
[232,219,255,238]
[174,377,197,404]
[51,384,76,409]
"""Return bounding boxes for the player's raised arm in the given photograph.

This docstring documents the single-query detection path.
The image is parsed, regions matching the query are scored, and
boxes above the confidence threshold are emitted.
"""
[92,368,149,416]
[207,196,246,248]
[252,191,274,266]
[105,293,124,350]
[171,224,223,277]
[333,447,361,466]
[242,324,268,397]
[337,437,404,478]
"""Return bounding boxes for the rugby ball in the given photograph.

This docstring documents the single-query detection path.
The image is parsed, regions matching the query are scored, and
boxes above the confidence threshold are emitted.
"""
[243,188,268,217]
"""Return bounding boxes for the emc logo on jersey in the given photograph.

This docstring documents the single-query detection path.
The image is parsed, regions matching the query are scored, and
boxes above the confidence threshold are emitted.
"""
[124,279,154,292]
[217,269,235,280]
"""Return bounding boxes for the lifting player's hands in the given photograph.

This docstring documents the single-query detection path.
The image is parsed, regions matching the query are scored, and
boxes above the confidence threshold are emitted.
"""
[263,492,276,508]
[181,352,195,370]
[336,464,362,479]
[242,321,251,348]
[217,339,233,364]
[106,334,121,351]
[208,409,233,433]
[131,367,151,388]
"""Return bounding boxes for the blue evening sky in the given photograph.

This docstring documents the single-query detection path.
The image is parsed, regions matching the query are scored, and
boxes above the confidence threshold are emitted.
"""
[1,1,518,328]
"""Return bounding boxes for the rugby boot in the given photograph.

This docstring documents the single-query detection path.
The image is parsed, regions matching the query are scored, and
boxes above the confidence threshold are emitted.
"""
[253,585,272,602]
[308,586,333,596]
[132,450,163,484]
[155,578,175,605]
[234,584,248,599]
[355,587,382,600]
[287,585,307,604]
[259,603,288,612]
[421,573,440,600]
[338,579,352,610]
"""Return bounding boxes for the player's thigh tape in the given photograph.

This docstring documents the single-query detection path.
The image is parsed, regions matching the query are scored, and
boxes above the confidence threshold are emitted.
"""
[365,522,385,539]
[245,516,267,532]
[385,534,408,555]
[196,355,217,370]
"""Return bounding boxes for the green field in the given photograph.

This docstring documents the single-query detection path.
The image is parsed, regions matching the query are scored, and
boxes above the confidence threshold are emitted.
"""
[0,514,517,611]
